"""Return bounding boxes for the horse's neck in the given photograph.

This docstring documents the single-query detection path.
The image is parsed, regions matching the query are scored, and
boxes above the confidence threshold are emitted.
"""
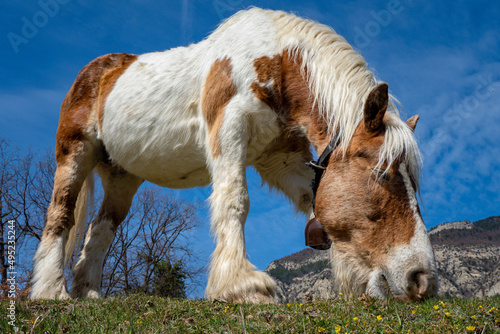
[279,51,331,154]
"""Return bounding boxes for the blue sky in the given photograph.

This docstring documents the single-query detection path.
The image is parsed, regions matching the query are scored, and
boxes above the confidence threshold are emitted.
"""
[1,0,499,288]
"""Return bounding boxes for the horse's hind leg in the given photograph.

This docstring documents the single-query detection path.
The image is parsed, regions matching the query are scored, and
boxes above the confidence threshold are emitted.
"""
[31,140,96,300]
[71,163,143,298]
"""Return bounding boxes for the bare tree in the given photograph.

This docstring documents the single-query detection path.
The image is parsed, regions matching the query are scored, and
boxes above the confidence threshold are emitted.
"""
[101,186,204,297]
[0,139,19,290]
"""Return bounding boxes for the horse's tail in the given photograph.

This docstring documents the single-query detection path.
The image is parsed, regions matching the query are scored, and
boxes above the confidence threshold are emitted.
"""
[64,172,95,266]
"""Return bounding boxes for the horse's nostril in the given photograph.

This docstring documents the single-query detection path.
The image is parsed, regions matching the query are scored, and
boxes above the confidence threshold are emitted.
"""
[406,269,437,300]
[409,270,423,290]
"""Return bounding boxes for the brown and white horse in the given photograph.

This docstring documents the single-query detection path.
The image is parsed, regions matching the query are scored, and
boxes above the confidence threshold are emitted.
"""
[31,8,437,302]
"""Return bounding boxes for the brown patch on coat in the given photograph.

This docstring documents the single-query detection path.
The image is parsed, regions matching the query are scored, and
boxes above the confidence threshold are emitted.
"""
[56,53,137,164]
[315,121,417,264]
[250,51,329,153]
[201,58,237,158]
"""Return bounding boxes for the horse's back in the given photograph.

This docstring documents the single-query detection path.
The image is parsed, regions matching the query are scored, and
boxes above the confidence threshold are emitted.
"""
[64,9,286,188]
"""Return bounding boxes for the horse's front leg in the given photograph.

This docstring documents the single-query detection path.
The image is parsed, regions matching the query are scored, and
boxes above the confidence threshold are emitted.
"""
[206,160,275,303]
[205,121,275,304]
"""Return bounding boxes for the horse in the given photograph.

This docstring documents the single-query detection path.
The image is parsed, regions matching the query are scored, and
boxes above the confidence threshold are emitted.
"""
[31,7,438,302]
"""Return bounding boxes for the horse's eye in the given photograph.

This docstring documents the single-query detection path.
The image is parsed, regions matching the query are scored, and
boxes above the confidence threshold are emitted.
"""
[372,168,391,182]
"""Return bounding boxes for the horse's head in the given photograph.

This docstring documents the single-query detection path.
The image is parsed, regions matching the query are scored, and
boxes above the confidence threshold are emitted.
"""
[315,83,438,301]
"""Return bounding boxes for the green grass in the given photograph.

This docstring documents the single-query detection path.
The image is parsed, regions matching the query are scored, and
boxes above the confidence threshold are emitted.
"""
[2,294,499,333]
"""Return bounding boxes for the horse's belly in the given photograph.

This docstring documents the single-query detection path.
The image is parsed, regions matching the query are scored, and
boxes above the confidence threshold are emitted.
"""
[101,104,210,188]
[102,125,210,188]
[102,123,210,188]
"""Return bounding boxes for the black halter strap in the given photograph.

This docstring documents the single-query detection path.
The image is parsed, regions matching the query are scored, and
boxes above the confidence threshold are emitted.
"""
[306,135,340,209]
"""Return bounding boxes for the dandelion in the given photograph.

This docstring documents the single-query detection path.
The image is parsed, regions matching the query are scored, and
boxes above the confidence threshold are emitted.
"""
[339,292,343,296]
[377,315,383,321]
[299,303,303,307]
[471,315,476,319]
[479,305,483,309]
[466,326,475,331]
[433,305,439,310]
[318,326,326,333]
[445,312,452,317]
[286,303,291,307]
[353,317,359,321]
[224,305,230,313]
[335,325,341,333]
[489,307,496,312]
[411,310,416,315]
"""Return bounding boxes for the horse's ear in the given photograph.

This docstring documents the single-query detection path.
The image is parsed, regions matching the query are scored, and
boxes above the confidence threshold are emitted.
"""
[364,83,389,132]
[406,115,419,132]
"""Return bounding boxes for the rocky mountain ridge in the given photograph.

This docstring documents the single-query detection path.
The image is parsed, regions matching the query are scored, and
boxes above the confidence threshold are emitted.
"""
[266,216,500,302]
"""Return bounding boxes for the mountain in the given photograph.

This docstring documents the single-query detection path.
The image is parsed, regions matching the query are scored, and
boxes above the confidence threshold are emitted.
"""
[265,216,500,302]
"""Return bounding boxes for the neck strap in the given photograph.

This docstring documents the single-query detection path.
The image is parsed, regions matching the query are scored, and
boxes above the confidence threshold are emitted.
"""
[306,135,340,209]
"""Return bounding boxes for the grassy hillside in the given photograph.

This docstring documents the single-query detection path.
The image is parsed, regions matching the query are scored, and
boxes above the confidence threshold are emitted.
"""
[2,294,499,333]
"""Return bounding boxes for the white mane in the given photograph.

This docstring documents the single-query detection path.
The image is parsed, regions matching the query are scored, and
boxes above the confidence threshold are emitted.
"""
[268,9,422,185]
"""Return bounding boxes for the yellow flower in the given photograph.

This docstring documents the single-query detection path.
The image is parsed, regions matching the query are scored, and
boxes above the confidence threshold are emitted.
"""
[479,305,483,308]
[287,303,291,307]
[339,292,343,296]
[489,307,496,312]
[318,326,326,333]
[411,310,416,315]
[466,326,475,331]
[433,305,439,310]
[471,315,476,319]
[299,303,303,307]
[224,305,230,313]
[353,317,359,321]
[377,315,383,321]
[445,312,452,317]
[335,325,341,333]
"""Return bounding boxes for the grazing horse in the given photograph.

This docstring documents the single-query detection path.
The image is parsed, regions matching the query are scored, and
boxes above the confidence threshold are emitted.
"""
[31,8,438,302]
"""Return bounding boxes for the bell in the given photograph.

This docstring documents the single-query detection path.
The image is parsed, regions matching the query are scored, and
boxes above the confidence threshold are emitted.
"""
[305,218,331,250]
